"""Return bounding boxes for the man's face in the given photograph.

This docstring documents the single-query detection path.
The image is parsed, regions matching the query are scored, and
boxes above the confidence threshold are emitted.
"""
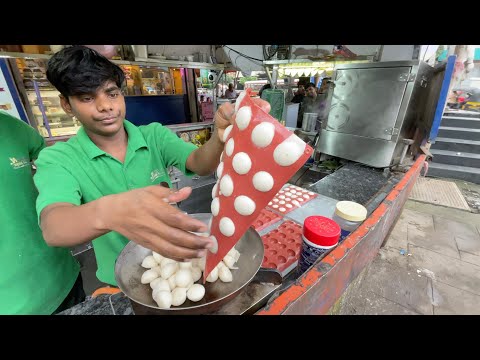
[60,80,126,137]
[319,81,329,93]
[306,86,317,98]
[298,86,305,95]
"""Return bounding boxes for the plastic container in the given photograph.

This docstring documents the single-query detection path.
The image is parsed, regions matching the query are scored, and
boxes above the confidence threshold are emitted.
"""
[332,201,367,243]
[297,216,341,274]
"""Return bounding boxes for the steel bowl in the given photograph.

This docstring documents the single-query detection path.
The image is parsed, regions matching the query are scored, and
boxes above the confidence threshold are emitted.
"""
[114,213,265,315]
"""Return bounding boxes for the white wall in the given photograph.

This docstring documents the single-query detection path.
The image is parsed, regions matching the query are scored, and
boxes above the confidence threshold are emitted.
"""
[380,45,415,61]
[292,45,380,56]
[216,45,264,75]
[216,45,383,75]
[147,45,211,57]
[142,45,417,74]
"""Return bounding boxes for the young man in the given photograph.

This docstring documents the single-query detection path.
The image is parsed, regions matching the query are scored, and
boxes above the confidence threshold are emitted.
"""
[224,83,237,99]
[291,85,305,104]
[34,46,270,286]
[298,82,324,128]
[0,111,83,314]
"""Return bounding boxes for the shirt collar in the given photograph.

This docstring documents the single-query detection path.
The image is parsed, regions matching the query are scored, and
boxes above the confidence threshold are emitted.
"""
[77,119,148,160]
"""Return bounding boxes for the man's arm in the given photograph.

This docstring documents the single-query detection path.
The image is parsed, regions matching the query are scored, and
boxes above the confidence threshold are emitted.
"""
[39,187,213,261]
[34,154,213,261]
[186,127,224,176]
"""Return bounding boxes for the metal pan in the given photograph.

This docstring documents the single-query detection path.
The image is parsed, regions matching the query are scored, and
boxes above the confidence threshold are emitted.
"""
[114,213,265,315]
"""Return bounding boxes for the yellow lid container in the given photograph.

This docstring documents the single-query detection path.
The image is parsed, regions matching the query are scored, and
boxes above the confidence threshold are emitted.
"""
[334,201,367,222]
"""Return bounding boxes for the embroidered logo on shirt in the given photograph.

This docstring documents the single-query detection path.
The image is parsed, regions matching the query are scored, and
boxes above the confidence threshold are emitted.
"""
[150,169,165,182]
[9,157,30,170]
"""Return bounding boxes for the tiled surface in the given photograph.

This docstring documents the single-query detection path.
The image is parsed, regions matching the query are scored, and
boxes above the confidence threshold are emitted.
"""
[407,227,460,259]
[407,244,480,296]
[337,178,480,315]
[410,177,470,210]
[432,281,480,315]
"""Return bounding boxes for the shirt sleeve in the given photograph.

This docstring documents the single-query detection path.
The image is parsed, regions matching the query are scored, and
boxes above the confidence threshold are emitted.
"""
[34,150,82,224]
[5,112,46,160]
[153,123,198,176]
[25,122,46,160]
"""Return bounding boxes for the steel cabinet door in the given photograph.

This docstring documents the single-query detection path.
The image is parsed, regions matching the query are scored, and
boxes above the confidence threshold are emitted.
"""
[326,66,411,141]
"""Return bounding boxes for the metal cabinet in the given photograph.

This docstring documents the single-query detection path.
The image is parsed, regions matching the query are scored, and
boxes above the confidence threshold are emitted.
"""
[318,60,434,168]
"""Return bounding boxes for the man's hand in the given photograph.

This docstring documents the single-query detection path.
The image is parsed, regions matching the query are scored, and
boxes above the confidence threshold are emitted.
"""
[214,98,271,143]
[100,186,213,261]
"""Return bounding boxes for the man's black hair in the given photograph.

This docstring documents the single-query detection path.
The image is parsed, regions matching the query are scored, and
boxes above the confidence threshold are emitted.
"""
[259,83,271,97]
[306,82,316,89]
[46,45,125,97]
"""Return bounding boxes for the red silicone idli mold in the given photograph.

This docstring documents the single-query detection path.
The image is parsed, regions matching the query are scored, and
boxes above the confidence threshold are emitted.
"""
[205,88,313,281]
[261,220,303,276]
[266,184,318,215]
[251,208,283,232]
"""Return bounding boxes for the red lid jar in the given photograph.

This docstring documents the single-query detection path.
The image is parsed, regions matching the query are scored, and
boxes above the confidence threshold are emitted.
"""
[303,216,341,247]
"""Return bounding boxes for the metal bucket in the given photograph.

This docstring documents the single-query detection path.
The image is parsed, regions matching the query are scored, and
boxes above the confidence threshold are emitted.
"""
[302,113,318,132]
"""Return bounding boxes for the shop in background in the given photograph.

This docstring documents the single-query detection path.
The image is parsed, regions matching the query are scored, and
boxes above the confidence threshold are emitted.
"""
[11,58,184,138]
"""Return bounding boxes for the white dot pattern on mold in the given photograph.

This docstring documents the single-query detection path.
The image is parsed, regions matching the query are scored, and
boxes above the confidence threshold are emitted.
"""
[251,122,275,148]
[219,217,235,237]
[273,134,306,167]
[232,152,252,175]
[235,91,246,113]
[234,195,256,216]
[219,175,234,197]
[279,208,286,212]
[212,183,218,199]
[226,138,234,156]
[216,162,224,178]
[211,197,220,216]
[235,106,252,130]
[252,171,274,192]
[223,125,233,142]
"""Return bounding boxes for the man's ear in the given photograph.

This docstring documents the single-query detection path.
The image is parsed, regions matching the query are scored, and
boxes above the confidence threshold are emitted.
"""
[59,95,73,116]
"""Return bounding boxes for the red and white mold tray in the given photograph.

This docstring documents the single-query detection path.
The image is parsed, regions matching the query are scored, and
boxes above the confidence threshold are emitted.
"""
[261,220,303,277]
[205,88,313,281]
[266,184,318,215]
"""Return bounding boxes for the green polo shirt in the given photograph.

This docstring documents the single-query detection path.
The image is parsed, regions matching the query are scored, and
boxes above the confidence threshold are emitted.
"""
[0,111,79,314]
[34,120,198,285]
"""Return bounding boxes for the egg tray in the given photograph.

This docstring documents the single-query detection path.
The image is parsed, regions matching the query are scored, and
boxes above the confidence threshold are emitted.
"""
[251,208,283,232]
[266,184,318,215]
[261,220,303,277]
